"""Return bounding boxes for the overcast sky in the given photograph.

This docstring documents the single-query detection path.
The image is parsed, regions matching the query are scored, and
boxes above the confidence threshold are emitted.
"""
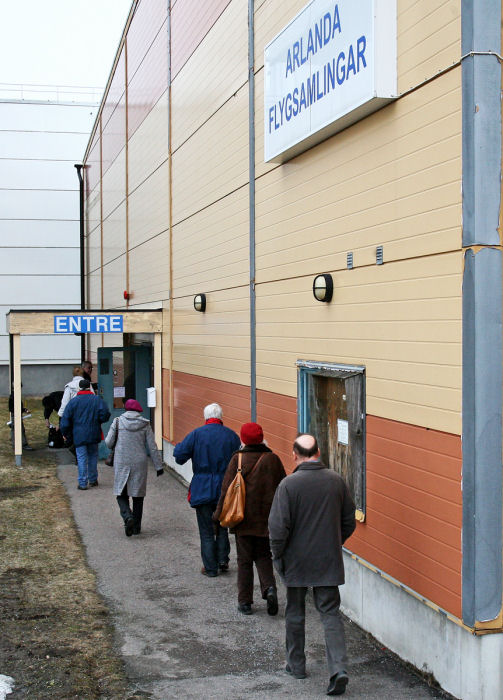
[0,0,132,90]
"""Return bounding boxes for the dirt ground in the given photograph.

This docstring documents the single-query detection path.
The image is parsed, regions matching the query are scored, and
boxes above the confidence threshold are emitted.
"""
[0,398,128,699]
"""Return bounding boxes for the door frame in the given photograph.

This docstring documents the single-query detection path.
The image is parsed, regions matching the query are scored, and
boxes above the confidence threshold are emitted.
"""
[297,359,366,521]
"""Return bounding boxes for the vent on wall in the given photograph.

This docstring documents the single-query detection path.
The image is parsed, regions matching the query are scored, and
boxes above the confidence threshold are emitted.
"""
[376,246,384,265]
[347,252,353,270]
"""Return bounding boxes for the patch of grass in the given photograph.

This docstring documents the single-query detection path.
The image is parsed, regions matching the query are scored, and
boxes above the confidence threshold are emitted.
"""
[0,398,127,699]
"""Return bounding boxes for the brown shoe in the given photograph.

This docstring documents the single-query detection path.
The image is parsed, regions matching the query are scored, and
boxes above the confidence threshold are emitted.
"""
[201,566,218,577]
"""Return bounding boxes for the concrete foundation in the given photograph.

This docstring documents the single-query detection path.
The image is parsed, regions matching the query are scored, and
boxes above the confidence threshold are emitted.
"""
[0,363,77,396]
[342,551,503,700]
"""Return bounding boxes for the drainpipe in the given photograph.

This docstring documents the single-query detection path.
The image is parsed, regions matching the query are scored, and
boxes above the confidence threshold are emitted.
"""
[74,164,86,364]
[248,0,256,421]
[461,0,502,626]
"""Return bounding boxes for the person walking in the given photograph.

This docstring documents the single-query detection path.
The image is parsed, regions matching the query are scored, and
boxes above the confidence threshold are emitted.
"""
[173,403,240,577]
[105,398,164,537]
[60,379,110,490]
[58,366,94,419]
[213,422,286,616]
[268,433,356,696]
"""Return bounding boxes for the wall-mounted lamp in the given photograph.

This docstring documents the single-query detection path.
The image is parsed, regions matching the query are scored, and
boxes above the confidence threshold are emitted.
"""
[312,274,333,303]
[193,293,206,312]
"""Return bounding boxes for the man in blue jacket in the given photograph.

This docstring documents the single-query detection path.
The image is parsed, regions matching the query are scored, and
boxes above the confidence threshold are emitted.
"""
[60,379,110,490]
[174,403,240,577]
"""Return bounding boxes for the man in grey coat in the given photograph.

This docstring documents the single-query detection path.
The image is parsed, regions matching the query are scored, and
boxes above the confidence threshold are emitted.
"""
[268,434,356,696]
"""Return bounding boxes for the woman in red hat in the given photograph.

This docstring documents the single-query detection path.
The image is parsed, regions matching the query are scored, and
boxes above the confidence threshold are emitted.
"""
[105,398,164,536]
[214,422,286,615]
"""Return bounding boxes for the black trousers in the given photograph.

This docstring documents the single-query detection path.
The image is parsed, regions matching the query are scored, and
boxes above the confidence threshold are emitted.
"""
[235,534,275,605]
[116,484,144,529]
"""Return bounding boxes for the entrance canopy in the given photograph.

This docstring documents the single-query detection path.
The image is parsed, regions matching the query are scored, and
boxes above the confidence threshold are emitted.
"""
[6,309,163,466]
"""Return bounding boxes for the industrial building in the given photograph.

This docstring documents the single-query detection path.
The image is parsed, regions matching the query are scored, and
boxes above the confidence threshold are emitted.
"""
[30,1,501,697]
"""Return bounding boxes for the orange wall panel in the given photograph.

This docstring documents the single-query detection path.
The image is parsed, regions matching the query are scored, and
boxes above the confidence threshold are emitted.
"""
[256,388,297,473]
[162,367,171,441]
[350,415,462,618]
[165,375,462,618]
[170,370,250,443]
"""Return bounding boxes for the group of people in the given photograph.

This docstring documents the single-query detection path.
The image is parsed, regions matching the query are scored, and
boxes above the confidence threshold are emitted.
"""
[33,377,357,695]
[174,402,356,697]
[46,361,163,537]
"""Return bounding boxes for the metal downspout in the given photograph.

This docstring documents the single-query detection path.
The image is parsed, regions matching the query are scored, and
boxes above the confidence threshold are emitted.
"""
[74,163,86,363]
[248,0,256,421]
[461,0,503,626]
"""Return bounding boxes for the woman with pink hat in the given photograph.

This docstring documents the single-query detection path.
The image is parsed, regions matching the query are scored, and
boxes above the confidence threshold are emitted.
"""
[214,422,286,615]
[105,398,164,536]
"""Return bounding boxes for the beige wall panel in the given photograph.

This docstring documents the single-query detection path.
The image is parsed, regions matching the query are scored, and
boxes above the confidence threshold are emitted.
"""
[254,70,277,180]
[172,187,249,297]
[397,0,460,94]
[102,255,127,309]
[255,70,461,283]
[87,269,102,310]
[128,91,169,194]
[128,162,170,250]
[172,0,248,150]
[254,0,307,72]
[101,148,126,221]
[102,201,127,264]
[128,231,170,305]
[87,227,101,275]
[86,187,101,239]
[173,287,250,386]
[162,305,171,370]
[255,251,462,434]
[172,85,249,224]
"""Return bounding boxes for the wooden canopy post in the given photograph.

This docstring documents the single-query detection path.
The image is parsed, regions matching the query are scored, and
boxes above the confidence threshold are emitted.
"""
[12,333,22,466]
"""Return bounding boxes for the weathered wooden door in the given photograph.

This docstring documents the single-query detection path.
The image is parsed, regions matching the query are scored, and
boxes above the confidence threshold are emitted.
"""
[302,366,365,516]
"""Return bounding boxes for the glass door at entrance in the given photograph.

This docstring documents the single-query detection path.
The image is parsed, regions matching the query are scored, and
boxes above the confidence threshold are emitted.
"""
[97,345,152,459]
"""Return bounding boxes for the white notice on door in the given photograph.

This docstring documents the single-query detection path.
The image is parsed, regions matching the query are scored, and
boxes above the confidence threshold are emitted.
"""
[113,386,125,398]
[337,419,349,445]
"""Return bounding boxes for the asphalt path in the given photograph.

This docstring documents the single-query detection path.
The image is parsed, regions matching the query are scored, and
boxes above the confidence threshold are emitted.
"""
[57,452,451,700]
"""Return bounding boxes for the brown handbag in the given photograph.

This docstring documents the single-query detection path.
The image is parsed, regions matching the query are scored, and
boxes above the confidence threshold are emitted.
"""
[219,453,265,528]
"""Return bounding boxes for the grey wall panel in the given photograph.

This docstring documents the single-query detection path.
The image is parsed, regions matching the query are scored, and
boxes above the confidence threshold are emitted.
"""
[0,277,80,305]
[0,130,90,160]
[0,247,80,275]
[461,0,502,246]
[0,220,79,246]
[462,248,503,625]
[0,159,79,190]
[0,101,97,133]
[0,189,79,220]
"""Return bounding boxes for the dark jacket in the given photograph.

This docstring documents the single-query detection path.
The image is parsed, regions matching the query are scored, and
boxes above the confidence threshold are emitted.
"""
[60,391,110,447]
[173,422,240,507]
[268,460,356,587]
[42,391,63,420]
[213,444,286,536]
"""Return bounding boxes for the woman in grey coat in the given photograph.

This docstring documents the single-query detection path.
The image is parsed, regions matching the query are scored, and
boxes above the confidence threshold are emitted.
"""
[105,398,164,536]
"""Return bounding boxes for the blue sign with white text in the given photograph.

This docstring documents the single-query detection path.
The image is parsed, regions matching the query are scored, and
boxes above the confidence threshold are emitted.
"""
[54,315,123,334]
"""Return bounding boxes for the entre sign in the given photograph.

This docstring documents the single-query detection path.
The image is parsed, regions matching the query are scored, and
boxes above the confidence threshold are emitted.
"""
[54,315,123,333]
[264,0,397,162]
